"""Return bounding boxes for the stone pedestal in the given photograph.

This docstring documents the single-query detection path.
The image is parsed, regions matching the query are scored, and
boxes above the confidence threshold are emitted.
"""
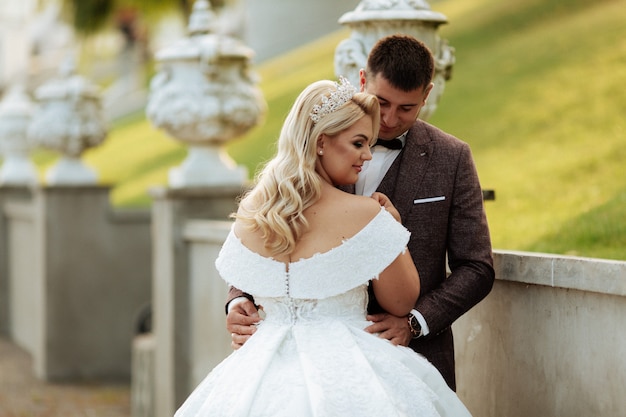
[131,333,156,417]
[2,185,151,380]
[149,185,246,417]
[0,185,33,336]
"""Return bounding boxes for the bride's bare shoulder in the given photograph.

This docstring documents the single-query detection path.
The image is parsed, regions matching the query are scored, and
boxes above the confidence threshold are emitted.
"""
[323,189,382,226]
[336,188,380,209]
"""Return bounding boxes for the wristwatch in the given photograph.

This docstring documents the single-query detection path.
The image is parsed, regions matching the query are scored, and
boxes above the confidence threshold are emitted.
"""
[407,310,423,339]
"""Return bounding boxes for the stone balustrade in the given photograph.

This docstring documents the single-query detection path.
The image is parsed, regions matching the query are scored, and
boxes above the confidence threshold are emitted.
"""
[0,185,152,381]
[147,185,245,417]
[2,184,624,415]
[454,250,626,416]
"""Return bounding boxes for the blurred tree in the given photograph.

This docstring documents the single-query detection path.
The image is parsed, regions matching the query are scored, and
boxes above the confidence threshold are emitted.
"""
[60,0,228,36]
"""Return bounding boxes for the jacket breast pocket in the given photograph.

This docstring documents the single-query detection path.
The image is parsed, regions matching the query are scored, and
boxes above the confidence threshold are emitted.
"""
[413,196,446,204]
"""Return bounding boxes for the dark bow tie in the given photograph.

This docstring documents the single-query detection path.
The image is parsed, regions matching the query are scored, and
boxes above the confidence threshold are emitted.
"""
[375,138,403,150]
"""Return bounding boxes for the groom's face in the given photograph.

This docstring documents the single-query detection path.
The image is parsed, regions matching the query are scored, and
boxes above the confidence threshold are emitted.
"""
[361,72,432,140]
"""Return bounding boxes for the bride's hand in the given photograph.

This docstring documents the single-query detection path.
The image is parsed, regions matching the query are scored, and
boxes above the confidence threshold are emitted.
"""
[371,192,401,222]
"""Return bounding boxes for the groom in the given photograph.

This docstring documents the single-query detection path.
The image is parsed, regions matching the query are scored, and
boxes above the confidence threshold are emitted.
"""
[226,34,494,391]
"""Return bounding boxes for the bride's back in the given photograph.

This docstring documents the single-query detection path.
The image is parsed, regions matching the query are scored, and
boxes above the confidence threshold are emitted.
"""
[234,186,381,264]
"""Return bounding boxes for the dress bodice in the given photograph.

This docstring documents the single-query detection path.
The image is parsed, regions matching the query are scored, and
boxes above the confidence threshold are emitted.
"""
[255,286,369,326]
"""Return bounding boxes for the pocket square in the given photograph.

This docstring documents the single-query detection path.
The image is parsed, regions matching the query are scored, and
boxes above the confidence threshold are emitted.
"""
[413,196,446,204]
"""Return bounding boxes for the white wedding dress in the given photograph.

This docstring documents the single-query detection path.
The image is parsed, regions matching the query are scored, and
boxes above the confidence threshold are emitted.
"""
[174,208,472,417]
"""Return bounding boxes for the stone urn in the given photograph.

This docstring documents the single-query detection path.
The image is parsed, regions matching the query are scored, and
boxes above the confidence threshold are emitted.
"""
[0,85,38,185]
[334,0,455,121]
[146,0,266,188]
[27,58,107,185]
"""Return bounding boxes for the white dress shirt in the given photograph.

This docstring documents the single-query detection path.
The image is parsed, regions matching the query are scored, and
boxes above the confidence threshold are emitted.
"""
[356,133,406,197]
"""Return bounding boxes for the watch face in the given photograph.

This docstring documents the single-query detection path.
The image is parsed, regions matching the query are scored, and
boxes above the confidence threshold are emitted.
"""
[410,316,420,330]
[409,314,421,338]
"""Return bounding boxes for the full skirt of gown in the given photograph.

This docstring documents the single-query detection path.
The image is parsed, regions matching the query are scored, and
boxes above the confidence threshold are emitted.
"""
[174,208,472,417]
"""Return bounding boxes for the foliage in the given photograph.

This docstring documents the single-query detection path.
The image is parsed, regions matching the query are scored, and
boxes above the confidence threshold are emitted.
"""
[59,0,228,35]
[62,0,115,34]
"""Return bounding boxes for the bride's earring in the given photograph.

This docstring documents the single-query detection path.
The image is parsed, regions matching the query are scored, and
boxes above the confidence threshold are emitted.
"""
[318,150,323,155]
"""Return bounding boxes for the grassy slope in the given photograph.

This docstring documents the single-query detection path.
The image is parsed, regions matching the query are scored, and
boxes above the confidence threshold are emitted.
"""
[28,0,626,260]
[429,0,626,260]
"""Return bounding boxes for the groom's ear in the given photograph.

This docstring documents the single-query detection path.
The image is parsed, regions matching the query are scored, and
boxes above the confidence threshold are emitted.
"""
[359,69,367,92]
[423,82,434,102]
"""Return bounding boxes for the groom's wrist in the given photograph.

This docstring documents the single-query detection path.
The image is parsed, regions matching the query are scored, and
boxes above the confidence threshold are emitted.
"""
[226,296,249,314]
[408,309,430,339]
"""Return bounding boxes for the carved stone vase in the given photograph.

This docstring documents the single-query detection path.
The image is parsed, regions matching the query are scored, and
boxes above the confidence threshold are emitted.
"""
[334,0,455,121]
[27,59,107,185]
[0,85,38,185]
[146,0,266,188]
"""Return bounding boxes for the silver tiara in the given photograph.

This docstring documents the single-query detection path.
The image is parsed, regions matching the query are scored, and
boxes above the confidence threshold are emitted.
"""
[309,76,357,124]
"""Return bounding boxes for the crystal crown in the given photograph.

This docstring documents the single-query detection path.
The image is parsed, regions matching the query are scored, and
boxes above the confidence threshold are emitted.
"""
[309,76,357,124]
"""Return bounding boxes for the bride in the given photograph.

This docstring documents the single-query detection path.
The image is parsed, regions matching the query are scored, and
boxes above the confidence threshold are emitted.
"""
[174,77,471,417]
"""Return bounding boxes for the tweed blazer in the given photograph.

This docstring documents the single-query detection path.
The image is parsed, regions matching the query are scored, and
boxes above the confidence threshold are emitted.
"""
[363,119,495,389]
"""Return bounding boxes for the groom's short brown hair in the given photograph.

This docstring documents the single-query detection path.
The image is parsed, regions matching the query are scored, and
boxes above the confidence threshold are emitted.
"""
[366,35,435,92]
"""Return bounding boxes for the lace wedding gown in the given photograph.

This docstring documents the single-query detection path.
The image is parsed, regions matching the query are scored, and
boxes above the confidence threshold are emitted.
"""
[174,208,471,417]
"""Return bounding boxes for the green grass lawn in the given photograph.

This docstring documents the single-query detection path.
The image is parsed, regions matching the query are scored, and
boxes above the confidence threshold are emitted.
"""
[23,0,626,261]
[430,0,626,260]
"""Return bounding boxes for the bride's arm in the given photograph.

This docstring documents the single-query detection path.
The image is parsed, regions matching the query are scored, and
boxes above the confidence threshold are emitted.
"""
[369,192,418,315]
[371,250,420,317]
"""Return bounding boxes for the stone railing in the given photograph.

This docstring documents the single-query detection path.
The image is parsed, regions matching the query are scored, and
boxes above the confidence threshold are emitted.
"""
[0,185,152,380]
[454,250,626,417]
[142,218,626,417]
[145,186,243,417]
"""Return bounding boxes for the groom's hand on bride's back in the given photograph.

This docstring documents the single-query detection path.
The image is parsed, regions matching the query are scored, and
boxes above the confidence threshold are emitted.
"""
[226,298,261,349]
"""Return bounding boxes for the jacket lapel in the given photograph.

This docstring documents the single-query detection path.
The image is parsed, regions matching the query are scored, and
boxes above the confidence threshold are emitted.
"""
[378,121,434,220]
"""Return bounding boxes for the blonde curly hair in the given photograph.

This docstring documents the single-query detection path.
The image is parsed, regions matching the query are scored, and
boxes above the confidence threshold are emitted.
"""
[235,79,380,256]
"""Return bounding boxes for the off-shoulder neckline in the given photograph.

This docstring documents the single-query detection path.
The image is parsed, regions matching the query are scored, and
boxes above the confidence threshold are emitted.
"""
[231,206,388,266]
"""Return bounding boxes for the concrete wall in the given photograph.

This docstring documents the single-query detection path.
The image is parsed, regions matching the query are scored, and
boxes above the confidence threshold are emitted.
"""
[454,251,626,417]
[0,186,34,336]
[149,185,246,417]
[1,185,152,381]
[4,197,40,362]
[183,220,232,388]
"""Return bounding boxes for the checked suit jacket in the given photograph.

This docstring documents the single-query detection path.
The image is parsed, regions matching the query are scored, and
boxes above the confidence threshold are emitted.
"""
[360,119,495,390]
